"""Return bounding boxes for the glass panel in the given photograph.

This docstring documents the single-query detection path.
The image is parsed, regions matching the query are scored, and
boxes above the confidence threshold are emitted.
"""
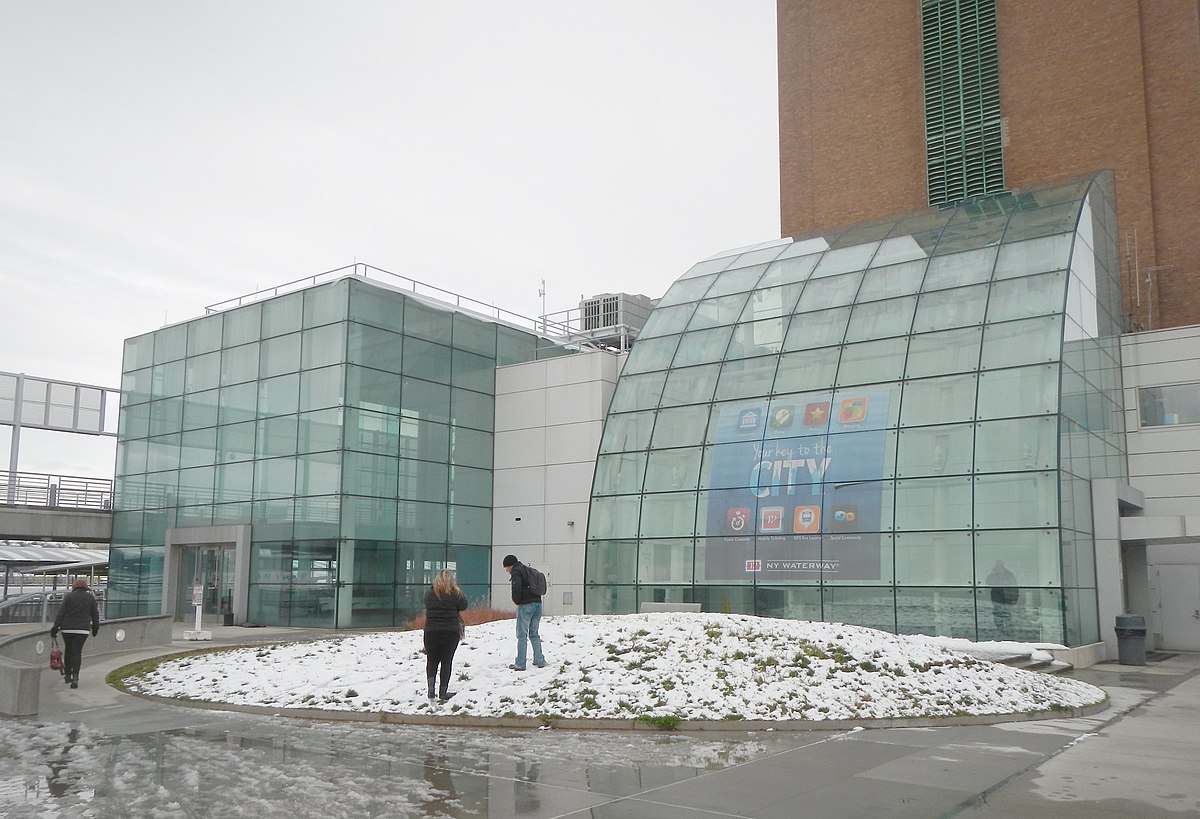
[835,339,906,386]
[220,342,260,386]
[593,452,647,495]
[651,405,711,448]
[153,324,187,364]
[869,236,930,268]
[123,335,155,373]
[714,357,778,400]
[857,259,926,300]
[773,348,841,393]
[659,327,725,371]
[894,476,972,530]
[894,531,973,584]
[643,447,702,492]
[976,365,1058,419]
[740,283,804,321]
[912,284,988,332]
[639,492,699,538]
[993,234,1072,279]
[150,360,185,399]
[896,424,973,477]
[254,456,297,500]
[704,263,769,298]
[403,299,453,344]
[262,292,304,338]
[637,538,695,584]
[904,327,981,378]
[725,318,786,358]
[781,307,851,351]
[185,351,221,393]
[660,363,720,407]
[450,388,494,431]
[303,280,347,327]
[182,389,219,431]
[899,374,978,426]
[895,588,977,638]
[257,373,300,418]
[296,451,341,496]
[180,427,217,469]
[656,273,718,307]
[349,280,404,332]
[302,323,347,371]
[452,313,497,357]
[587,496,642,539]
[145,435,180,472]
[401,378,451,424]
[922,246,997,290]
[255,414,299,458]
[811,242,877,278]
[844,296,917,341]
[586,539,638,584]
[623,335,680,374]
[1139,383,1200,427]
[219,381,258,425]
[344,451,399,498]
[402,337,451,384]
[223,304,262,348]
[638,302,697,339]
[974,472,1058,528]
[759,253,820,287]
[448,463,490,507]
[448,504,491,545]
[297,408,343,454]
[495,327,538,365]
[187,314,224,357]
[214,460,253,504]
[344,407,397,454]
[121,366,153,407]
[260,332,301,379]
[599,410,656,454]
[446,424,487,467]
[987,271,1067,322]
[685,293,752,330]
[177,464,215,505]
[795,272,864,312]
[974,529,1061,590]
[974,416,1056,472]
[217,420,256,463]
[822,586,896,633]
[148,398,183,437]
[608,372,666,413]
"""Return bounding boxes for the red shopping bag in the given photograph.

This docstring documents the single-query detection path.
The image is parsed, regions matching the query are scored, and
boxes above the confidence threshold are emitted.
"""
[49,638,63,672]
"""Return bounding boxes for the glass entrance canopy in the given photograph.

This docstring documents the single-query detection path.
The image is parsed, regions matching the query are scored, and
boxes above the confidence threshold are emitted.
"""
[586,172,1124,646]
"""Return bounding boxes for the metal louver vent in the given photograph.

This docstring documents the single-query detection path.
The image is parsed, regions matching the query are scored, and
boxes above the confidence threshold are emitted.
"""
[922,0,1004,207]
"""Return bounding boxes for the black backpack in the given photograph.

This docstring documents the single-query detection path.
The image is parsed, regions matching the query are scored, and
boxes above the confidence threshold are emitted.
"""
[524,565,548,596]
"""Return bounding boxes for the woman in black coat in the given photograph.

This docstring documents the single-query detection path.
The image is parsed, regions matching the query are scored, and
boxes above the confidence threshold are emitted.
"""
[50,577,100,689]
[423,569,467,703]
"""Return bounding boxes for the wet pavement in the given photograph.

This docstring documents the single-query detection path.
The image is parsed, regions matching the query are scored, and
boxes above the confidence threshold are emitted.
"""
[2,625,1198,818]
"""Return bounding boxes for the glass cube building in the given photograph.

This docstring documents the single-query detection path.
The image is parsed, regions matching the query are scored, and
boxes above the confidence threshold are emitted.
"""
[108,274,564,627]
[585,173,1124,646]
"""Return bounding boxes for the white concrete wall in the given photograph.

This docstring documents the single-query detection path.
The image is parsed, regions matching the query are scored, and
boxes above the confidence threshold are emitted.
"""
[491,350,623,614]
[1121,325,1200,649]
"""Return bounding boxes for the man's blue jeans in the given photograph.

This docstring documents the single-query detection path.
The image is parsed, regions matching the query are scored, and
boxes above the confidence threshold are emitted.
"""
[515,600,544,668]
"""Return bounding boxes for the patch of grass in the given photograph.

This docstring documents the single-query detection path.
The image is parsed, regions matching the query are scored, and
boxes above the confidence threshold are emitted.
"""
[636,714,683,730]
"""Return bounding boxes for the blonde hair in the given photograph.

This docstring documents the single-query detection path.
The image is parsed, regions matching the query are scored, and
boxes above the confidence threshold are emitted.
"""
[432,569,460,599]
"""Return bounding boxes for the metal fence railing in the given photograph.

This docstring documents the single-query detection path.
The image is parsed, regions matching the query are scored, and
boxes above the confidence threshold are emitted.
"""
[0,589,108,625]
[0,471,113,510]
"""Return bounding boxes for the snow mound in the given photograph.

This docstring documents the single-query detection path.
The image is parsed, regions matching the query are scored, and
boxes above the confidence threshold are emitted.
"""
[124,613,1106,723]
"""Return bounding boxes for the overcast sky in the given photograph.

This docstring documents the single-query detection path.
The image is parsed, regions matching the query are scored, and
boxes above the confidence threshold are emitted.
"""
[1,2,779,475]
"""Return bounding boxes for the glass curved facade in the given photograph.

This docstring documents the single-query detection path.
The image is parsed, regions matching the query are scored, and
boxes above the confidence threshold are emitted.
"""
[585,173,1124,646]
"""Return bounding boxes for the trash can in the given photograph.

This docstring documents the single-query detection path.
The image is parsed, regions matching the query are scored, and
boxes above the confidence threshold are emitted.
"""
[1115,613,1147,665]
[223,611,235,627]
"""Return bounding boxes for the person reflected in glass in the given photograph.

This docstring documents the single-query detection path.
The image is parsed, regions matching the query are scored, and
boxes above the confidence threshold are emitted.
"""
[986,560,1019,639]
[50,577,100,689]
[424,569,468,703]
[514,758,541,814]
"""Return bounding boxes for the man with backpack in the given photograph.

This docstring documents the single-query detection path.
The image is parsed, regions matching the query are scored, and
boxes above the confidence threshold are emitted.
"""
[502,554,546,671]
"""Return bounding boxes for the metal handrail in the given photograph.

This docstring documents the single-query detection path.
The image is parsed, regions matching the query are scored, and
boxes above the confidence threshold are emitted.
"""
[0,471,113,510]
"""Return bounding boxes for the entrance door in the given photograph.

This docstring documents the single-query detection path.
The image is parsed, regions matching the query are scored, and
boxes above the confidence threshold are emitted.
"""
[177,545,234,622]
[1158,565,1200,651]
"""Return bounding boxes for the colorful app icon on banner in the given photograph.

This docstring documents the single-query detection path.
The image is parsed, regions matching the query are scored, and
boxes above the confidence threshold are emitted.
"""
[793,505,821,533]
[736,408,763,434]
[803,402,830,426]
[831,505,859,532]
[760,506,784,532]
[745,559,762,572]
[727,507,751,534]
[769,405,795,430]
[839,397,868,424]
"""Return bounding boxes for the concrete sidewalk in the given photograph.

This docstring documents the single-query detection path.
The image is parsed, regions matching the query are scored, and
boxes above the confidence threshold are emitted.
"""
[5,624,1199,818]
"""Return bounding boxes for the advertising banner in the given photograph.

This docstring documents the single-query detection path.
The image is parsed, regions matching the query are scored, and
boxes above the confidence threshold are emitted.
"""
[703,387,893,580]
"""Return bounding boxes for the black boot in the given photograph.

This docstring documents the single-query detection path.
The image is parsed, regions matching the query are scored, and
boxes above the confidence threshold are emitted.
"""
[427,676,436,700]
[438,675,455,702]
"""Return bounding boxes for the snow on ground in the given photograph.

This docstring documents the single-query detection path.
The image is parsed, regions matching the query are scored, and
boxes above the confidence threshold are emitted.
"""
[123,613,1106,723]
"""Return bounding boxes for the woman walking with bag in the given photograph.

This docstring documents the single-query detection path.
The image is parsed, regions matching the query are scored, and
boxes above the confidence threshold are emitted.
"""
[50,577,100,689]
[423,569,467,703]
